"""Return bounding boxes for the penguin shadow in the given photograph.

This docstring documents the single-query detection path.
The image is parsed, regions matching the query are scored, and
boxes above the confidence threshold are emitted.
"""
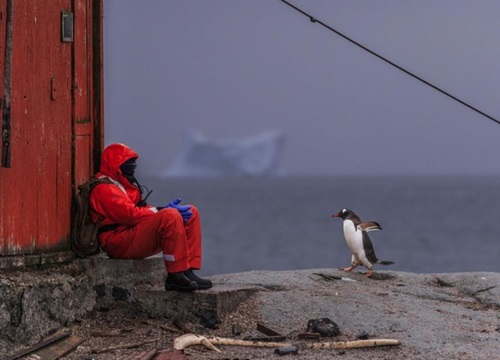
[363,272,395,281]
[343,271,396,281]
[314,271,396,281]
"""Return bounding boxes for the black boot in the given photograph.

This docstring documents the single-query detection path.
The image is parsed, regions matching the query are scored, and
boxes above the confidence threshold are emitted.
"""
[184,269,213,290]
[165,272,198,292]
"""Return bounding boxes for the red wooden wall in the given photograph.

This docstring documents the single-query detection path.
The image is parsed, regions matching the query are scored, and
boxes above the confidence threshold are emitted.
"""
[0,0,103,258]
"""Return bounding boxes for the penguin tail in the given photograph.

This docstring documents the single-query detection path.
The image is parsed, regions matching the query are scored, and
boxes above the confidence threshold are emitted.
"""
[377,260,394,265]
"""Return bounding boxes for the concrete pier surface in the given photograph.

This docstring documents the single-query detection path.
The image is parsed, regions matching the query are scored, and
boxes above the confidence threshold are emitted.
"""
[1,258,498,359]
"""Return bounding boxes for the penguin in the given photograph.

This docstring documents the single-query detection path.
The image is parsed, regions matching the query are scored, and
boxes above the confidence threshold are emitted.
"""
[332,208,394,277]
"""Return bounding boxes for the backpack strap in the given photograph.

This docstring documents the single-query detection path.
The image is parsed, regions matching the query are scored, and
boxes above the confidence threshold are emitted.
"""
[87,176,114,223]
[98,223,120,234]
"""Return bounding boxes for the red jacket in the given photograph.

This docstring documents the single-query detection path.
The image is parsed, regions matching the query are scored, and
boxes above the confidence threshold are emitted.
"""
[90,143,157,227]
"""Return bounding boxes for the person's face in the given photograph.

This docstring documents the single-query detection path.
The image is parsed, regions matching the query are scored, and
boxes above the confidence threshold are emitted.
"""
[120,158,137,177]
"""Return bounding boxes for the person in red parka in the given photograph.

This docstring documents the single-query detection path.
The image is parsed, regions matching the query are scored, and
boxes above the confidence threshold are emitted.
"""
[89,143,212,292]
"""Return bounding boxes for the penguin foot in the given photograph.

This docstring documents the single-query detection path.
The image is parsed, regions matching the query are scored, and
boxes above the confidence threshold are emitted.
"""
[365,270,374,278]
[340,266,354,272]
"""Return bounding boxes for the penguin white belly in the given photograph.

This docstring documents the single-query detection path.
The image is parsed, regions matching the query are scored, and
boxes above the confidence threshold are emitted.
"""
[343,220,364,257]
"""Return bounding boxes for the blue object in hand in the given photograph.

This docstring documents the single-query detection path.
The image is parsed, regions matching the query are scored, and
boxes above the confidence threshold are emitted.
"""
[166,198,193,223]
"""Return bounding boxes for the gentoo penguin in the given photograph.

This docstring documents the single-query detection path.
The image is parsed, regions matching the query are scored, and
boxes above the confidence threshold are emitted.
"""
[332,209,394,277]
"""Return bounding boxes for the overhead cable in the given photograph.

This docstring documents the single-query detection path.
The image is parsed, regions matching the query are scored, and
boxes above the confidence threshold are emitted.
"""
[280,0,499,126]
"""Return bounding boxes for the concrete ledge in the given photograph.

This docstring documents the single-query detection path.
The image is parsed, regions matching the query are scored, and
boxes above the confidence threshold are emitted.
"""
[136,285,262,321]
[81,257,166,308]
[80,257,261,322]
[0,251,75,269]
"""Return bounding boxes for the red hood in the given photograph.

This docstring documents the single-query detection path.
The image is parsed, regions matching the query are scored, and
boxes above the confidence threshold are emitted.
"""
[99,143,139,180]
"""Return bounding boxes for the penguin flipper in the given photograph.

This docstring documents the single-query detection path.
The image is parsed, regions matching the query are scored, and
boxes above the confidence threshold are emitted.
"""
[362,232,378,264]
[357,221,382,232]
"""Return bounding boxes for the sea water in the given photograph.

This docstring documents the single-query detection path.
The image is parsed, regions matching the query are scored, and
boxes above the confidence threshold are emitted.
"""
[142,176,500,276]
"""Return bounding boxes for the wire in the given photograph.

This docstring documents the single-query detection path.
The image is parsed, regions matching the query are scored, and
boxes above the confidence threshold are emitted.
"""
[279,0,500,126]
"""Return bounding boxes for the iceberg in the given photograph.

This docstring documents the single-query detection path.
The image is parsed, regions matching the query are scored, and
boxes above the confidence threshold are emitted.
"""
[163,130,285,177]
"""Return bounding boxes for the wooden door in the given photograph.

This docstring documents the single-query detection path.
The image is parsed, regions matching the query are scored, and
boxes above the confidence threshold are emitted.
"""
[73,0,104,188]
[0,0,76,256]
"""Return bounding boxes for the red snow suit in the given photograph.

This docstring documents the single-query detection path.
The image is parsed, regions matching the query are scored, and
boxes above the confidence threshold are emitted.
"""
[89,143,202,273]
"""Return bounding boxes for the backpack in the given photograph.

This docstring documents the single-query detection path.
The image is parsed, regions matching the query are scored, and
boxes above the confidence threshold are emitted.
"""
[71,176,112,258]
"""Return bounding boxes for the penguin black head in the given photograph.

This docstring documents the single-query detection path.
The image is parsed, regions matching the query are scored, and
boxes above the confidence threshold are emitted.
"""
[332,208,353,220]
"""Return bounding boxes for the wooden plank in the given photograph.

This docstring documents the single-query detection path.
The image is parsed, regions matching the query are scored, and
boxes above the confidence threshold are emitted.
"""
[135,348,158,360]
[243,323,286,342]
[31,335,85,360]
[153,351,187,360]
[4,330,71,360]
[91,339,158,354]
[256,323,284,337]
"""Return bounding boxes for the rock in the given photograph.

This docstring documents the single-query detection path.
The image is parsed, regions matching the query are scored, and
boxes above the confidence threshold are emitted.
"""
[275,345,299,355]
[356,331,369,339]
[208,269,500,359]
[196,309,218,329]
[232,323,242,335]
[0,262,95,353]
[1,260,499,360]
[307,318,340,337]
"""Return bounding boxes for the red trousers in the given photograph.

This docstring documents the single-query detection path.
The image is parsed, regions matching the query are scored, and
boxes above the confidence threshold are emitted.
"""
[99,206,202,273]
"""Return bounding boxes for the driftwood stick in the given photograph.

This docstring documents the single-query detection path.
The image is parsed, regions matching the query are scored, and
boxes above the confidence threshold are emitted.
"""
[173,334,221,352]
[306,338,401,349]
[200,338,222,353]
[173,318,193,333]
[159,324,183,334]
[90,331,126,338]
[174,334,400,352]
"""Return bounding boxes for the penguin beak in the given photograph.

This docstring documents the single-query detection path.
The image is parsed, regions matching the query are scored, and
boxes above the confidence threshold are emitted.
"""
[332,212,341,218]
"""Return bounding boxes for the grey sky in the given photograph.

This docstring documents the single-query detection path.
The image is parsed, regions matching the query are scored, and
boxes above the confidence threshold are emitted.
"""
[103,0,500,176]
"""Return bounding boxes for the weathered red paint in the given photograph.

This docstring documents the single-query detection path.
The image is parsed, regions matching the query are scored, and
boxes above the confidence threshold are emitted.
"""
[0,0,103,257]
